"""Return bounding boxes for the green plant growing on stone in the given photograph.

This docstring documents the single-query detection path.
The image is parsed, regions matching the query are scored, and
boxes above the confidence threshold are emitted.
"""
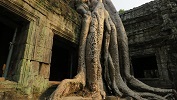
[119,9,125,14]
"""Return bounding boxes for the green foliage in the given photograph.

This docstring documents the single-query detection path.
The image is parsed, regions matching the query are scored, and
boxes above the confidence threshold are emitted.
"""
[119,9,125,14]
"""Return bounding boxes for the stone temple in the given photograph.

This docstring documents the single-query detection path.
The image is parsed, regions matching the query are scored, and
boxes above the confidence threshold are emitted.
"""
[120,0,177,90]
[0,0,176,99]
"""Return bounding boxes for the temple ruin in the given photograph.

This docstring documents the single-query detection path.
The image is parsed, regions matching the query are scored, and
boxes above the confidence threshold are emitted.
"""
[0,0,80,99]
[120,0,177,90]
[0,0,176,99]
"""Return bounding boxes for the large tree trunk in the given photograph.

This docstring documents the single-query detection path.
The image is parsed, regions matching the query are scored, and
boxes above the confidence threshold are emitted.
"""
[49,0,177,100]
[103,0,177,99]
[49,10,91,100]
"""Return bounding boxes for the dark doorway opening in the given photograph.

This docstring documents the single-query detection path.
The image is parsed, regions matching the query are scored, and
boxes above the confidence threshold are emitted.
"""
[131,55,159,78]
[49,35,78,81]
[0,22,15,76]
[0,5,29,78]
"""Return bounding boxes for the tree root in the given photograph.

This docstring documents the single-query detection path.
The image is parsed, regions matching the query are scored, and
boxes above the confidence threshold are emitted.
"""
[49,71,85,99]
[49,8,91,100]
[138,92,167,100]
[127,75,175,94]
[103,0,177,100]
[108,53,145,100]
[49,1,177,100]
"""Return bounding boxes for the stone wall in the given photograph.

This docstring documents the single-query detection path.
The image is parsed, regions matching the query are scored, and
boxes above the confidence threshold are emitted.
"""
[120,0,177,89]
[0,0,81,99]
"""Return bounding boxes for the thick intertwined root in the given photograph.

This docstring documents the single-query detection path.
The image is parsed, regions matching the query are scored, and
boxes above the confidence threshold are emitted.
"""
[50,0,177,100]
[103,0,177,99]
[49,10,91,100]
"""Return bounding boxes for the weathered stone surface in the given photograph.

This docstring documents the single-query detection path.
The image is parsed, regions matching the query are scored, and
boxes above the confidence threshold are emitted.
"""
[33,76,49,93]
[44,28,54,50]
[26,21,37,45]
[120,0,177,89]
[31,61,40,76]
[0,0,81,98]
[18,59,33,88]
[33,46,45,63]
[39,63,50,79]
[0,0,175,99]
[24,44,35,60]
[43,48,52,64]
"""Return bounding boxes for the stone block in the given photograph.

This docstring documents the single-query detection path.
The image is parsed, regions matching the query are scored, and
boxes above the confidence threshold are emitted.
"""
[33,76,49,93]
[17,59,33,87]
[33,46,52,63]
[23,44,35,60]
[26,21,37,45]
[43,48,52,64]
[44,28,54,50]
[19,74,29,87]
[31,61,40,76]
[35,25,47,48]
[33,46,45,62]
[39,63,50,79]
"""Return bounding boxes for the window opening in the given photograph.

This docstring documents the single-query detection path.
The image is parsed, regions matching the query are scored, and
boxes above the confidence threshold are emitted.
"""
[49,35,78,81]
[0,5,29,78]
[131,56,159,78]
[0,22,15,77]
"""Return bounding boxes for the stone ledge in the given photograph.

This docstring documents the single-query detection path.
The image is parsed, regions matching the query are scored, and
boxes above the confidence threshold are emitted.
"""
[0,80,17,92]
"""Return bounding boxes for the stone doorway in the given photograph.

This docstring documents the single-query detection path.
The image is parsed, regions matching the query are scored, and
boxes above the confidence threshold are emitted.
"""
[0,20,15,76]
[0,5,29,78]
[49,35,78,81]
[132,55,159,78]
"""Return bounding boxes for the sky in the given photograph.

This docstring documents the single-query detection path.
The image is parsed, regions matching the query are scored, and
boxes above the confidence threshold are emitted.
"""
[111,0,154,11]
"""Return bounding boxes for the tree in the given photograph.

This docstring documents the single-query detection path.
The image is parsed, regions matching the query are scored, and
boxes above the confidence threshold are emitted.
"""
[49,0,177,100]
[119,9,125,14]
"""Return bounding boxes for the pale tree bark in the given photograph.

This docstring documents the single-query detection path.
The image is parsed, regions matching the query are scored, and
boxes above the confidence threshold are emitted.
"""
[103,0,177,99]
[49,0,177,100]
[49,9,91,100]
